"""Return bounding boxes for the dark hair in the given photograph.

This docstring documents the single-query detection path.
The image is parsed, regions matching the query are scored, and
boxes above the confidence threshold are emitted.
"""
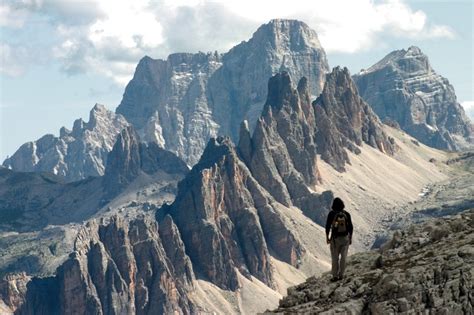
[332,197,345,211]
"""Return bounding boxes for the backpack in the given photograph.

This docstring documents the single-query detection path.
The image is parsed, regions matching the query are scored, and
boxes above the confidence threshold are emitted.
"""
[332,212,348,234]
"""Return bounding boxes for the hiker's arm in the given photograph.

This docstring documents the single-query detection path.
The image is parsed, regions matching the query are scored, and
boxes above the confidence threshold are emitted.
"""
[347,212,353,244]
[325,212,333,243]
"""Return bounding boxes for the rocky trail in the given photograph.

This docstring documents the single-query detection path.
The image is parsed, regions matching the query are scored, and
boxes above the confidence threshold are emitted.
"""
[267,208,474,314]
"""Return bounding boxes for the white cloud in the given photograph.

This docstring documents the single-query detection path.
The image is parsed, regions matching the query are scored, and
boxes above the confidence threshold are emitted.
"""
[0,0,458,84]
[461,101,474,121]
[0,4,29,28]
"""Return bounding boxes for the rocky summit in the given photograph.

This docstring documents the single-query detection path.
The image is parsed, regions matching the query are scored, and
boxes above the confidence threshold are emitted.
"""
[269,209,474,314]
[354,46,474,151]
[116,19,329,166]
[314,66,397,171]
[158,136,306,291]
[3,104,129,182]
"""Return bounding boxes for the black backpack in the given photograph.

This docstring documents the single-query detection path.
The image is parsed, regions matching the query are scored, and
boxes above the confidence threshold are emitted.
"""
[332,212,348,234]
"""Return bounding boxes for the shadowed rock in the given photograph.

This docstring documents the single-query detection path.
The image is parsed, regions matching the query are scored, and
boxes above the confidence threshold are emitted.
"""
[6,216,196,314]
[160,136,305,290]
[313,66,397,171]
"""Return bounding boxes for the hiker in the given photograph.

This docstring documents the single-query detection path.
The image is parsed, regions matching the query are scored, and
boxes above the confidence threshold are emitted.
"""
[326,197,353,281]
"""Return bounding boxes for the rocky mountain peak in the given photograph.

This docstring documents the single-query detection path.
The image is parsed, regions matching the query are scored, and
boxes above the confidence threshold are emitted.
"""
[263,71,297,113]
[88,103,113,128]
[159,135,307,290]
[115,20,329,166]
[5,216,197,314]
[313,66,397,171]
[3,104,129,182]
[355,47,474,151]
[242,72,334,224]
[103,126,141,196]
[194,136,234,171]
[251,19,324,52]
[406,45,423,55]
[364,46,430,75]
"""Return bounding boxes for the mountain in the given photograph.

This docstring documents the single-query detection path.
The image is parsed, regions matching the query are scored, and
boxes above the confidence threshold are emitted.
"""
[0,125,188,233]
[354,46,474,151]
[0,216,196,314]
[0,126,188,277]
[116,19,329,165]
[3,104,129,182]
[268,209,473,314]
[0,71,454,314]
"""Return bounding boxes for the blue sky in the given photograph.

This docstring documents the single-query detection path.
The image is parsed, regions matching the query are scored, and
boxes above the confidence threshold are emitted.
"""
[1,0,473,160]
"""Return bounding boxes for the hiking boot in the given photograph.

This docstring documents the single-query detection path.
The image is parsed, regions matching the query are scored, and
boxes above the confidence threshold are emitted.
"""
[330,277,339,282]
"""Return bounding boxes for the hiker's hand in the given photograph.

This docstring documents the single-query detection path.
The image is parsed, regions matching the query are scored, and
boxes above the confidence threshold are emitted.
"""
[326,238,330,244]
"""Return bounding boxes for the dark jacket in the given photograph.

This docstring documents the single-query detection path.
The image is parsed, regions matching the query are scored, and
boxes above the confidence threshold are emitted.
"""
[326,210,353,239]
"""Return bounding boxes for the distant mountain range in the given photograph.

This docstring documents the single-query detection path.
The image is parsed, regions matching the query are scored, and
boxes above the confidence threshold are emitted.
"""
[4,20,473,182]
[0,19,472,314]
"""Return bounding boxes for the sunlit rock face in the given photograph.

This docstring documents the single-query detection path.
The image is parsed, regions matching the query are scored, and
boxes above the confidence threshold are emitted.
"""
[160,136,305,291]
[116,19,329,166]
[354,46,474,151]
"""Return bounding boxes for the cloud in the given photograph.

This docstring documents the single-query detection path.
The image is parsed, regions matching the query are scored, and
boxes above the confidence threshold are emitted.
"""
[0,4,29,28]
[0,43,29,76]
[0,0,458,84]
[461,101,474,121]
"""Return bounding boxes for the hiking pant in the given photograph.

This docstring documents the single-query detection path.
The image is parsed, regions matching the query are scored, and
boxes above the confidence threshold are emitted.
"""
[330,235,350,278]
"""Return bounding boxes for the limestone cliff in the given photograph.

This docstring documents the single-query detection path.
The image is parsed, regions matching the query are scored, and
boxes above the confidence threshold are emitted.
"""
[354,46,474,151]
[116,19,329,165]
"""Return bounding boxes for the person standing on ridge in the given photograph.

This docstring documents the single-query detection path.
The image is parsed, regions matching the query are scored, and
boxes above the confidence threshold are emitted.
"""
[326,197,353,281]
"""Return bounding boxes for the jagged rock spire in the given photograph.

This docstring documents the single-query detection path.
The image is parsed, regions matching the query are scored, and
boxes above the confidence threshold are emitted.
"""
[314,66,397,171]
[160,136,305,290]
[104,126,141,195]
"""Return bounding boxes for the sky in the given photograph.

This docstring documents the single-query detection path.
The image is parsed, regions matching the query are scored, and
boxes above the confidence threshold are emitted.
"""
[0,0,473,160]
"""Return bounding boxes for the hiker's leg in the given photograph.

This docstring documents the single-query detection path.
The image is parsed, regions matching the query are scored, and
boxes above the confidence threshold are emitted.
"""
[339,237,350,278]
[335,237,344,276]
[330,239,338,278]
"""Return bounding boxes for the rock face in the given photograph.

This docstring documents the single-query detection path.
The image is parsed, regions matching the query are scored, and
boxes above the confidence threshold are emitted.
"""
[354,46,474,151]
[240,72,333,224]
[0,273,30,313]
[270,209,474,314]
[116,19,329,165]
[159,136,305,290]
[103,126,142,196]
[7,216,196,314]
[103,126,189,197]
[240,70,394,222]
[315,67,397,171]
[3,104,129,182]
[0,126,188,233]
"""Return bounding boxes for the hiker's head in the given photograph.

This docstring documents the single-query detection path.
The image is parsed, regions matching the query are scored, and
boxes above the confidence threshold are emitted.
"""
[332,198,345,212]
